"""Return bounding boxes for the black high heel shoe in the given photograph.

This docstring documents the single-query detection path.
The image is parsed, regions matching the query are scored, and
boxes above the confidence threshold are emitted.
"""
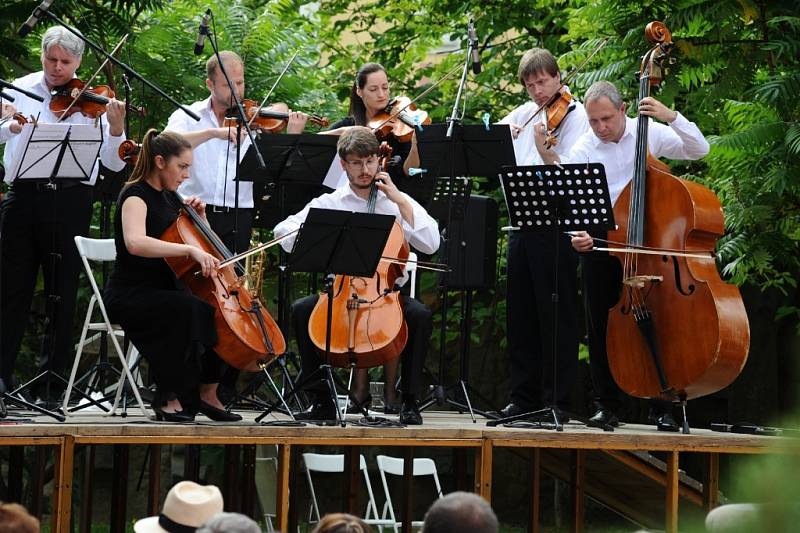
[197,400,242,422]
[345,394,372,415]
[152,405,195,423]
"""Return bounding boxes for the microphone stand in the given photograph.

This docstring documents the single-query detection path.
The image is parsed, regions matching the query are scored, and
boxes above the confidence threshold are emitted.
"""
[31,8,200,121]
[0,78,44,102]
[421,23,485,420]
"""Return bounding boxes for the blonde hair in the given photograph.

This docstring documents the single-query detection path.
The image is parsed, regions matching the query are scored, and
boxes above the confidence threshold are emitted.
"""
[0,502,39,533]
[206,50,243,81]
[126,129,191,185]
[312,513,373,533]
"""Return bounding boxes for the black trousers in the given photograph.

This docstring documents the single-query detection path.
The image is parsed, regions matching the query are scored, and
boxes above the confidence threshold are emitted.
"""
[291,293,432,401]
[150,345,225,409]
[206,207,253,390]
[505,232,579,410]
[205,206,254,256]
[0,183,93,388]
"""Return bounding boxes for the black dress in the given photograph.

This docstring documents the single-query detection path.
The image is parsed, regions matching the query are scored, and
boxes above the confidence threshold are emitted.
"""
[104,181,222,406]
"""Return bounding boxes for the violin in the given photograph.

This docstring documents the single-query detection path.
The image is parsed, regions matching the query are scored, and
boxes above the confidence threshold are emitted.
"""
[49,79,143,119]
[118,139,140,165]
[541,87,573,148]
[369,96,431,143]
[160,191,286,371]
[307,143,410,368]
[605,22,749,409]
[223,100,329,133]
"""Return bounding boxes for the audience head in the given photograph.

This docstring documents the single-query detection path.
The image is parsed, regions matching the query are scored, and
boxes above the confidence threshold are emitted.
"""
[422,491,498,533]
[133,481,224,532]
[312,512,373,533]
[197,512,261,533]
[0,502,39,533]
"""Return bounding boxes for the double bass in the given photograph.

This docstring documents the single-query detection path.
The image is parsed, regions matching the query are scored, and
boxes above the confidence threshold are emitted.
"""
[307,143,409,368]
[605,22,749,409]
[160,191,286,372]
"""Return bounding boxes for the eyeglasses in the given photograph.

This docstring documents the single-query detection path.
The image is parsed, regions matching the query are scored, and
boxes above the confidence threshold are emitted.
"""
[344,157,379,170]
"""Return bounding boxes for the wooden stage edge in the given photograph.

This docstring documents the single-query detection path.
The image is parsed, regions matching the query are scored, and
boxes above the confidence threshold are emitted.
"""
[0,410,797,533]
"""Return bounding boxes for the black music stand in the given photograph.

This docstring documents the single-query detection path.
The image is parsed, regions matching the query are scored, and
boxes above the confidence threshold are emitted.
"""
[415,123,515,421]
[3,122,106,421]
[231,134,339,410]
[255,208,396,427]
[488,163,615,431]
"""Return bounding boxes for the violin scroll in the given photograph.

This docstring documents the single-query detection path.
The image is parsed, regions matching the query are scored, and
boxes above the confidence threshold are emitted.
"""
[118,139,141,165]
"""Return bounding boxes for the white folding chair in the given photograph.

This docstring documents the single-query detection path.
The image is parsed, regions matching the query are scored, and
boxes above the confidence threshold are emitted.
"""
[302,452,394,531]
[255,445,279,532]
[62,236,148,417]
[376,455,443,530]
[406,251,418,298]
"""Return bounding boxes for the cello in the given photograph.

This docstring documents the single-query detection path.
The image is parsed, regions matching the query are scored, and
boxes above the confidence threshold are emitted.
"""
[307,143,409,368]
[160,191,286,372]
[605,22,749,415]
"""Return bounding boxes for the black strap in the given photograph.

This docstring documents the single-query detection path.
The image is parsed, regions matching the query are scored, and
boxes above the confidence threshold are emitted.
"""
[158,514,196,533]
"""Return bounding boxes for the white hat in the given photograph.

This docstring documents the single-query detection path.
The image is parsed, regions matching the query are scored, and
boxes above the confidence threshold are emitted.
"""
[134,481,224,533]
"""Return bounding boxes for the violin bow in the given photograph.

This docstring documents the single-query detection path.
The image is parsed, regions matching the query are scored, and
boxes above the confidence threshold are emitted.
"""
[245,47,300,130]
[563,232,716,259]
[218,230,299,269]
[379,255,451,272]
[56,33,129,121]
[372,62,465,132]
[518,37,610,130]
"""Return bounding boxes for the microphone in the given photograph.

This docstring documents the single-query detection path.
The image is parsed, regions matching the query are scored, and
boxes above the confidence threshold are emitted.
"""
[18,0,54,38]
[0,91,15,102]
[468,19,481,75]
[194,9,211,56]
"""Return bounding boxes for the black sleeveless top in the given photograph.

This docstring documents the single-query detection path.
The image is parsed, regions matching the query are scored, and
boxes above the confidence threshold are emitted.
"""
[108,181,180,290]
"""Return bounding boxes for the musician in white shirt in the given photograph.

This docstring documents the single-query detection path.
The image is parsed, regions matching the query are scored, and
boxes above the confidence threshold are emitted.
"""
[492,48,589,422]
[535,80,710,430]
[274,126,439,425]
[0,27,127,399]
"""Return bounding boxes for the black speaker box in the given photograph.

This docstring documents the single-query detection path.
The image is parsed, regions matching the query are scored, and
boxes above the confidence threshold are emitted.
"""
[441,195,498,290]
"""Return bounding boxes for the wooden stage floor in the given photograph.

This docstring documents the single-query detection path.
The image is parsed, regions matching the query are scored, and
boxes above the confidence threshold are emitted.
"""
[0,408,795,532]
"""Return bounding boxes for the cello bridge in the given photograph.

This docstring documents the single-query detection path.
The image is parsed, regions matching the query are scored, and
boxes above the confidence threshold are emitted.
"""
[622,275,663,289]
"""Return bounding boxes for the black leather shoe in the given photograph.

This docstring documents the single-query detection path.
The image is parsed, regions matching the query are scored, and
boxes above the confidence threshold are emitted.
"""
[587,408,619,428]
[399,401,422,425]
[655,412,680,432]
[152,405,195,423]
[489,402,530,419]
[346,394,372,415]
[197,400,242,422]
[295,399,337,421]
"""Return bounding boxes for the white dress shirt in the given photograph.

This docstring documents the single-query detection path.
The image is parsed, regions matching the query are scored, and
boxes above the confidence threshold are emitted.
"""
[561,113,710,205]
[499,89,589,166]
[0,71,126,184]
[274,182,441,256]
[166,97,253,208]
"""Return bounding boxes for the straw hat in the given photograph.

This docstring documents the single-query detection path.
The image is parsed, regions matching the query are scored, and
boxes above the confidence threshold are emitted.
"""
[134,481,224,532]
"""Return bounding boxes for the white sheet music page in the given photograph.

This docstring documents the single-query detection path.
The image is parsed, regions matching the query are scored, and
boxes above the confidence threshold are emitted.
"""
[7,122,102,182]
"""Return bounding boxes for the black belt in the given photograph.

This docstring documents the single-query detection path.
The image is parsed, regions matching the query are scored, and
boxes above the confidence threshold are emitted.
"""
[207,204,252,214]
[11,180,86,192]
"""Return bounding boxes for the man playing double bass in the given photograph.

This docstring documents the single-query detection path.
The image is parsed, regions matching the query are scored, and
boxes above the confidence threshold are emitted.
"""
[535,80,710,431]
[273,126,439,425]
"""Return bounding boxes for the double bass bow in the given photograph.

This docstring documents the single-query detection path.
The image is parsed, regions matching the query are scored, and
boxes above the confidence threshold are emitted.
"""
[605,22,749,416]
[160,191,286,371]
[307,143,409,369]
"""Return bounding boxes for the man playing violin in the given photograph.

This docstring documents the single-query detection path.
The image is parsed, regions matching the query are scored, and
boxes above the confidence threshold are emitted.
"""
[534,80,710,430]
[491,48,589,422]
[274,126,440,425]
[167,50,310,404]
[0,26,127,402]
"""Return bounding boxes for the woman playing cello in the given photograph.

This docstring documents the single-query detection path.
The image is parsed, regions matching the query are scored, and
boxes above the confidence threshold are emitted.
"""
[104,129,241,422]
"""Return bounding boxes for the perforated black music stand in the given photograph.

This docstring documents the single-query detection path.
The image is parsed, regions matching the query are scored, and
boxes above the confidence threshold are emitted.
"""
[488,163,615,431]
[415,122,515,421]
[255,208,396,427]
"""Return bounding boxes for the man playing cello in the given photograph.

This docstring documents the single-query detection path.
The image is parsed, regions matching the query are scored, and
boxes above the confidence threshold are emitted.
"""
[274,126,439,425]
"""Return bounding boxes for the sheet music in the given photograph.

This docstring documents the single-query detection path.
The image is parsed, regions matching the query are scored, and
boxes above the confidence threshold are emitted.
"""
[322,157,346,189]
[7,122,103,181]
